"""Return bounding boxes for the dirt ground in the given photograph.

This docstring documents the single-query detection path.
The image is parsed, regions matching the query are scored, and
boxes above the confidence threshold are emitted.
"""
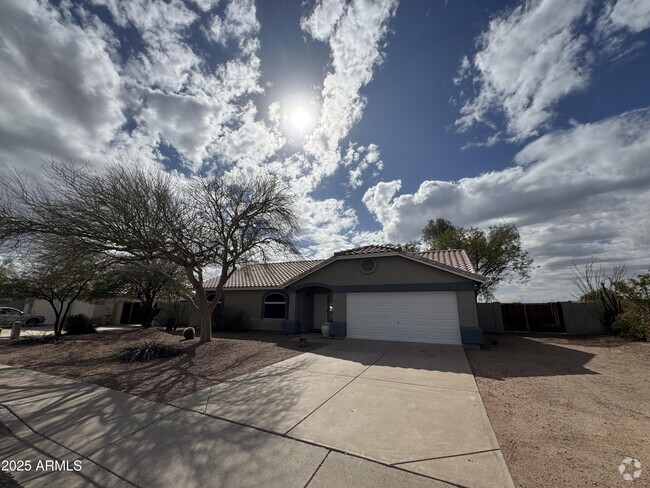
[465,334,650,488]
[0,328,324,403]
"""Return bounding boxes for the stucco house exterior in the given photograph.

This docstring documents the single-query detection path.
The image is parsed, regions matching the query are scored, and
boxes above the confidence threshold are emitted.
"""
[204,245,486,346]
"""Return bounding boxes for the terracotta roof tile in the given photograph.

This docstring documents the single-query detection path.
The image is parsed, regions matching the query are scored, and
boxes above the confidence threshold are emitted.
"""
[334,244,402,256]
[204,260,324,289]
[204,247,482,289]
[412,250,477,274]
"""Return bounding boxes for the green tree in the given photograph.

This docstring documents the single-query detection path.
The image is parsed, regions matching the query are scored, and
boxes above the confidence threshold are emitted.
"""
[421,220,533,301]
[0,161,299,343]
[1,239,107,336]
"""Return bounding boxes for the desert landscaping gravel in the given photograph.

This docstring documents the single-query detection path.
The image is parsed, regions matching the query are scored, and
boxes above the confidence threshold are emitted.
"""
[0,329,324,403]
[466,334,649,488]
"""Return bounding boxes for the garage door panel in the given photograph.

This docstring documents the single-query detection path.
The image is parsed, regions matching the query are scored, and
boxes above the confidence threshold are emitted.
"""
[346,292,461,344]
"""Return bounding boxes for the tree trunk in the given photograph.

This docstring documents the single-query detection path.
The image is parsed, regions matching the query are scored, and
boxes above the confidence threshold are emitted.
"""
[199,309,212,343]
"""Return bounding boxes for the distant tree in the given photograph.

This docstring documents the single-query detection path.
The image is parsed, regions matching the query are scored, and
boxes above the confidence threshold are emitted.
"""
[421,220,533,301]
[387,241,421,252]
[571,258,627,302]
[0,238,107,336]
[100,260,187,328]
[0,161,299,343]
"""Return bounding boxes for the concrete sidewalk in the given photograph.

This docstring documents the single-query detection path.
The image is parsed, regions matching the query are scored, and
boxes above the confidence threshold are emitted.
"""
[0,364,453,488]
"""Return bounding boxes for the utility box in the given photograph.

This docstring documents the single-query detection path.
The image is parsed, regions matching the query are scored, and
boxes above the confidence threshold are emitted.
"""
[10,320,22,341]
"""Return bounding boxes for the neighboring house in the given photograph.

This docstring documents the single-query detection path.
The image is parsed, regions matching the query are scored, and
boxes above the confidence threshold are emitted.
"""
[24,297,191,328]
[204,245,486,346]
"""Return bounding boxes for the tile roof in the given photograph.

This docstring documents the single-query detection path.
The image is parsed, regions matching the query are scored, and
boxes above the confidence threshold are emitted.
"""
[204,246,482,289]
[412,250,477,274]
[204,260,324,289]
[334,244,402,256]
[334,245,478,274]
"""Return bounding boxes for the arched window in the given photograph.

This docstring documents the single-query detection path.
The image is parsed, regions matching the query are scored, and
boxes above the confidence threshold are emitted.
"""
[263,293,287,319]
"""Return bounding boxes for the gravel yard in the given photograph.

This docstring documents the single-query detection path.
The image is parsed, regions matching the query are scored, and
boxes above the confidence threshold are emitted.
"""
[0,328,324,403]
[466,334,650,488]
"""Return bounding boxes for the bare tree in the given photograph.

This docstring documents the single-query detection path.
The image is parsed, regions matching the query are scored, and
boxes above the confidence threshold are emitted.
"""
[571,258,627,332]
[571,258,627,301]
[0,161,299,342]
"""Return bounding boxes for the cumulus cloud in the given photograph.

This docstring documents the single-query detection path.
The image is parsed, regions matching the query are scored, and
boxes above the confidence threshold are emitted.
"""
[208,0,260,55]
[101,0,271,172]
[344,143,383,188]
[302,0,398,171]
[455,0,591,142]
[365,109,650,299]
[0,0,125,172]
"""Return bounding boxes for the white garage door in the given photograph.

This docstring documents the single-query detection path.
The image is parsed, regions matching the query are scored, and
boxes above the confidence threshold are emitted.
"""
[346,291,461,344]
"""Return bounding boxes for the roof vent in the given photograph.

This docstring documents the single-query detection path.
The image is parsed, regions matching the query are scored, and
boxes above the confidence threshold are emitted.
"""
[359,257,377,274]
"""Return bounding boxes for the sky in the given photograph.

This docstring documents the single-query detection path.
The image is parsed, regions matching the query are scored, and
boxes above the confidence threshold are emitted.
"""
[0,0,649,301]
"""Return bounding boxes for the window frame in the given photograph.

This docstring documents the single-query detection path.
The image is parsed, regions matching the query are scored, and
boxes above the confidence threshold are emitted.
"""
[262,292,288,320]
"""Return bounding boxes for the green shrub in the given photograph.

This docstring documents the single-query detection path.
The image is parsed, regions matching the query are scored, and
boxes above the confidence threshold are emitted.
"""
[64,314,96,335]
[120,340,182,363]
[612,309,649,341]
[183,327,195,340]
[612,271,650,341]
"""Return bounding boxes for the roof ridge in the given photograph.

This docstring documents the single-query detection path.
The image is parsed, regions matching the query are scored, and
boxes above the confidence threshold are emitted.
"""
[241,258,324,266]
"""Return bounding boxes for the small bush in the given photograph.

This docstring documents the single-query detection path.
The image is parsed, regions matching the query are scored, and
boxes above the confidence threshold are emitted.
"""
[64,314,96,335]
[120,340,182,363]
[183,327,196,340]
[612,309,649,341]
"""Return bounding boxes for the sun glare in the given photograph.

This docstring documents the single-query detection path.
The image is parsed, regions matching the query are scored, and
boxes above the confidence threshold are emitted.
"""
[289,106,313,133]
[280,95,318,140]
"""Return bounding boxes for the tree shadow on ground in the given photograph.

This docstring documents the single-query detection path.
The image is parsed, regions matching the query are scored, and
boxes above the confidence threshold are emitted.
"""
[466,333,598,380]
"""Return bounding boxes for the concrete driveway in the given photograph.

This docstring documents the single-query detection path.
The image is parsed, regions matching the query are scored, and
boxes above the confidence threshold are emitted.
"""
[176,339,514,488]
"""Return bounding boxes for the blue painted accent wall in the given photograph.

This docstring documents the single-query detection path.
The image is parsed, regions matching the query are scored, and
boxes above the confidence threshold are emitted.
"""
[288,282,476,293]
[460,326,484,346]
[329,321,347,338]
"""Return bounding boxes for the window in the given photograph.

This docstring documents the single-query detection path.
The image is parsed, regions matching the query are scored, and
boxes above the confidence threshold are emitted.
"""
[264,293,287,319]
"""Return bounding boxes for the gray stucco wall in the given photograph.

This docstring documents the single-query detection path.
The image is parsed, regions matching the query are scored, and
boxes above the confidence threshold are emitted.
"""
[561,302,607,335]
[477,302,607,335]
[476,303,504,333]
[222,289,285,331]
[291,256,469,288]
[456,291,479,327]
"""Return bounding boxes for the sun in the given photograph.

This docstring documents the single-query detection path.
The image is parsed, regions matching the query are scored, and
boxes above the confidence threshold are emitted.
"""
[280,95,319,140]
[288,106,314,134]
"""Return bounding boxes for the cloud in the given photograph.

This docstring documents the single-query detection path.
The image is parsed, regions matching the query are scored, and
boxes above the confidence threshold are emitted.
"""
[302,0,398,171]
[98,0,271,172]
[455,0,591,142]
[455,0,650,144]
[300,0,347,41]
[365,108,650,299]
[344,143,384,188]
[0,0,125,172]
[602,0,650,33]
[208,0,260,55]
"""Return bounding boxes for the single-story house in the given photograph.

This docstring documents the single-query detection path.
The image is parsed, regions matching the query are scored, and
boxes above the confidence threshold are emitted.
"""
[204,245,486,346]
